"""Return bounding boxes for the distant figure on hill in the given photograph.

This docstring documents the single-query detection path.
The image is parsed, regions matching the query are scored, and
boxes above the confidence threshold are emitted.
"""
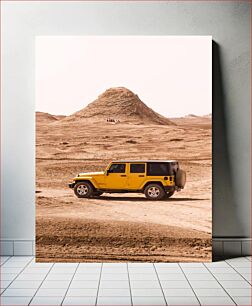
[106,118,120,124]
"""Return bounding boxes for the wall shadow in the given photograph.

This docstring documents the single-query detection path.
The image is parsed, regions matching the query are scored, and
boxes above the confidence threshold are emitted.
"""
[212,41,244,261]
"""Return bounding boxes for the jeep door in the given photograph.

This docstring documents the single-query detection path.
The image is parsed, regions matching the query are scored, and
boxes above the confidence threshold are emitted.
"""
[127,163,146,190]
[105,163,128,189]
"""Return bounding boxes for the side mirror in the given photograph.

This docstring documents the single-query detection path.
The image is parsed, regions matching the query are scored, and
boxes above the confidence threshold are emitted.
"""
[106,170,110,176]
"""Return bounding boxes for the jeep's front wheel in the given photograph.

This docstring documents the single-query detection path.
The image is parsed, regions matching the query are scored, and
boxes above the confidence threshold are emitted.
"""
[74,182,93,198]
[144,184,165,200]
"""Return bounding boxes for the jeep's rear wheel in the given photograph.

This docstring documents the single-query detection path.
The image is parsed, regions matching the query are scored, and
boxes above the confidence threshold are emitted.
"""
[74,182,93,198]
[144,184,165,200]
[166,190,175,198]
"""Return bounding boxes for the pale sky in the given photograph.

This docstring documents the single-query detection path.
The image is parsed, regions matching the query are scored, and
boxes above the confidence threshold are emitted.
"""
[35,36,212,118]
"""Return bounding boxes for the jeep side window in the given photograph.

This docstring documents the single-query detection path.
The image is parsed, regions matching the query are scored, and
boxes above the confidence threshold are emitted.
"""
[130,164,145,173]
[109,163,126,173]
[147,163,171,176]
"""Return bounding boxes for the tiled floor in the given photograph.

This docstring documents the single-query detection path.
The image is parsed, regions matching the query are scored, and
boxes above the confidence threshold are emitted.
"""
[0,257,251,305]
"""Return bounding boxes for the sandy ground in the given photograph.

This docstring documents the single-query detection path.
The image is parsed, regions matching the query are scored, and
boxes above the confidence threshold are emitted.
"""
[36,116,212,262]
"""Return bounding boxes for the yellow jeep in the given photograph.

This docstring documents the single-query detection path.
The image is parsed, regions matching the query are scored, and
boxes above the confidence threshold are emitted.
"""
[69,160,186,200]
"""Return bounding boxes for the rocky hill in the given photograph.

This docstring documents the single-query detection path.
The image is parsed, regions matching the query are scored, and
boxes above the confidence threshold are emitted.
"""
[36,112,58,124]
[62,87,174,125]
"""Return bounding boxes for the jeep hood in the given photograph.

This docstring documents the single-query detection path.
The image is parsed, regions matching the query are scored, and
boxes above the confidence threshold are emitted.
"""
[78,171,104,177]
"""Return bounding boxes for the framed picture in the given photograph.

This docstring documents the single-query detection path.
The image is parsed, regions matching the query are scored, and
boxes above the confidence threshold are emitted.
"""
[36,36,212,262]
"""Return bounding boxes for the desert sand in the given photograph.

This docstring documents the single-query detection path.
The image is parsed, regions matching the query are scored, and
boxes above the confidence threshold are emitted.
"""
[36,87,212,262]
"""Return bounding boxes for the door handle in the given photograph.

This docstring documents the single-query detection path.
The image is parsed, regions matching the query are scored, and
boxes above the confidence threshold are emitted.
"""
[138,175,144,177]
[120,175,127,177]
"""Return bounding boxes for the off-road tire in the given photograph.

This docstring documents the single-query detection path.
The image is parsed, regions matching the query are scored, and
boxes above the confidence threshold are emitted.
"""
[175,169,186,188]
[144,183,165,200]
[166,190,175,198]
[74,181,94,198]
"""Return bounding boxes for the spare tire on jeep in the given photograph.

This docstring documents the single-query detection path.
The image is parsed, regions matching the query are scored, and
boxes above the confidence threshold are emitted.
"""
[175,169,186,188]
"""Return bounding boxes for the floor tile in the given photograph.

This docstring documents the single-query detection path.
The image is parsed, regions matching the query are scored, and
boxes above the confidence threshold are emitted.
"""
[0,256,10,263]
[165,296,200,305]
[232,296,252,305]
[214,273,245,281]
[30,296,64,305]
[185,273,215,281]
[132,296,166,305]
[189,280,221,288]
[131,288,163,297]
[99,281,129,289]
[103,263,127,267]
[67,288,98,296]
[8,280,42,289]
[0,296,32,305]
[130,280,160,289]
[2,261,28,268]
[103,266,128,273]
[154,263,179,267]
[226,257,250,263]
[128,263,153,268]
[1,274,17,281]
[46,273,73,281]
[16,273,46,281]
[97,296,131,305]
[228,261,251,268]
[208,267,236,274]
[8,256,33,262]
[180,263,205,267]
[101,274,128,281]
[27,262,53,268]
[50,267,77,274]
[156,267,182,273]
[79,263,102,268]
[198,296,235,305]
[1,267,23,274]
[241,273,252,283]
[160,280,191,288]
[76,267,101,274]
[74,273,100,281]
[225,288,252,296]
[70,280,99,288]
[182,267,209,274]
[219,280,252,288]
[235,267,251,274]
[205,261,230,267]
[128,268,155,274]
[194,288,228,296]
[62,296,96,305]
[158,273,186,280]
[98,288,130,297]
[163,288,195,296]
[22,267,49,274]
[2,288,37,296]
[0,280,12,289]
[53,263,78,268]
[35,287,67,296]
[40,280,71,288]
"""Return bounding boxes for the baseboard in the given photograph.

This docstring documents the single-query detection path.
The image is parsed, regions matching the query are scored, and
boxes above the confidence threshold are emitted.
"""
[0,240,35,256]
[0,238,251,258]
